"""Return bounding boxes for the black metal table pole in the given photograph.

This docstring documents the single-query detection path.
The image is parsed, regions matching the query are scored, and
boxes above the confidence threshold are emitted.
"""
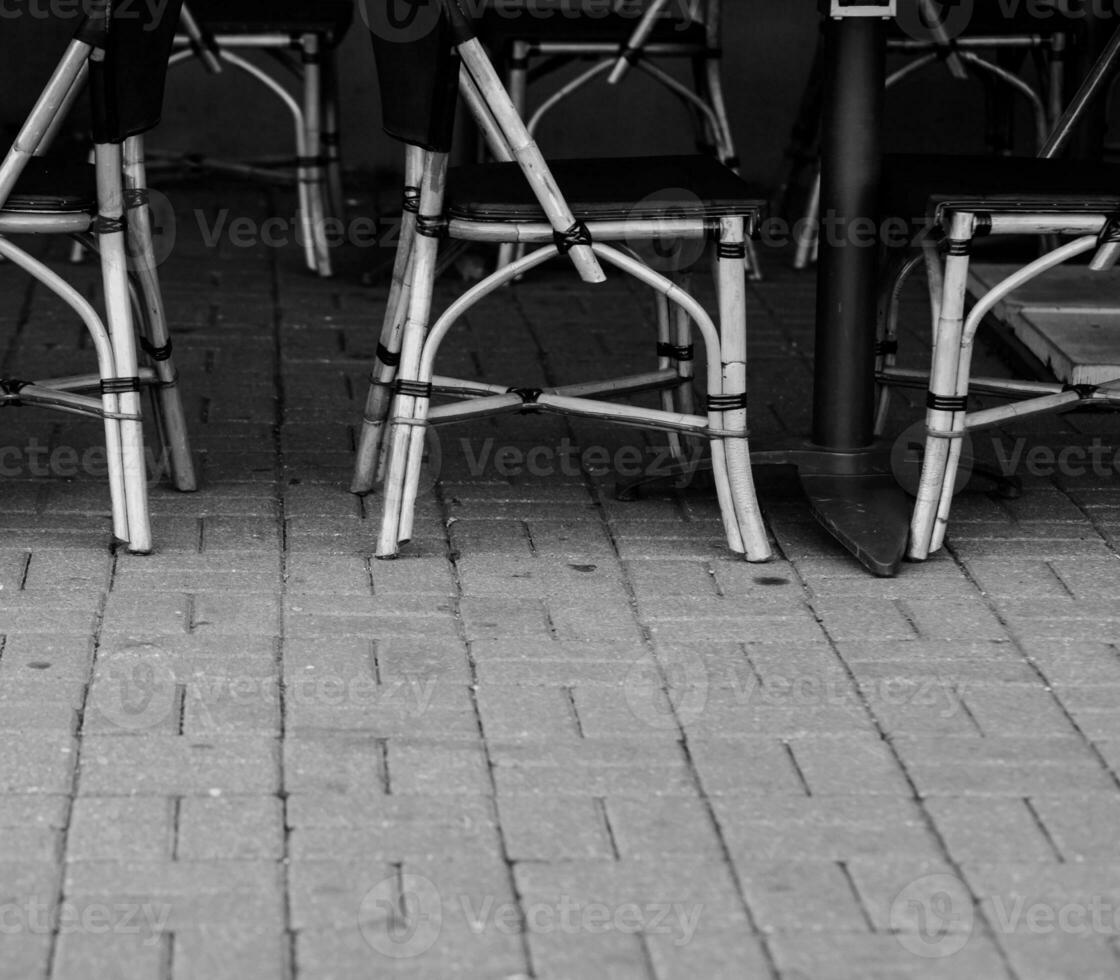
[813,15,883,450]
[785,10,911,577]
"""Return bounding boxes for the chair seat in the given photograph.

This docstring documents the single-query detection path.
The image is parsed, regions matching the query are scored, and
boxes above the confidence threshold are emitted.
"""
[883,154,1120,222]
[1,158,95,214]
[189,0,353,43]
[479,8,707,46]
[448,155,764,225]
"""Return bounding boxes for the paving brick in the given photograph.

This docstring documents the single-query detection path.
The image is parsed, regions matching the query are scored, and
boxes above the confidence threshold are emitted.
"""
[283,736,387,799]
[997,932,1120,980]
[714,797,941,863]
[515,859,751,933]
[496,795,614,861]
[79,736,279,796]
[0,735,76,793]
[787,736,912,796]
[741,860,870,933]
[769,932,1011,980]
[172,927,287,980]
[176,796,284,860]
[687,738,806,798]
[491,741,696,797]
[893,737,1116,797]
[0,934,52,980]
[388,741,492,795]
[926,797,1059,864]
[476,685,581,741]
[1029,794,1120,862]
[63,861,284,931]
[67,798,174,862]
[52,932,165,980]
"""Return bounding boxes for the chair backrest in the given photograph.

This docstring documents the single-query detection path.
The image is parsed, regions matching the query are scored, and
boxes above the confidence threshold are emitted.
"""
[85,0,186,143]
[364,1,461,152]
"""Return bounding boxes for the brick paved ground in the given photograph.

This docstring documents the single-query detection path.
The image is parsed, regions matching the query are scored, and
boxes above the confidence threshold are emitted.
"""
[1,182,1120,980]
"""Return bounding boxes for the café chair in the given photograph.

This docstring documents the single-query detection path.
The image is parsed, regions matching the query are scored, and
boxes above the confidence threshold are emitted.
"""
[165,0,354,277]
[786,0,1076,269]
[876,27,1120,561]
[0,0,196,553]
[351,0,771,563]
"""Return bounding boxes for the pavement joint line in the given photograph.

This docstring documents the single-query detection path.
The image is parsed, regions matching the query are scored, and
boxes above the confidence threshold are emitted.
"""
[838,859,878,933]
[782,740,813,797]
[47,546,117,980]
[1044,559,1078,599]
[267,189,298,980]
[1023,795,1066,864]
[783,548,1023,980]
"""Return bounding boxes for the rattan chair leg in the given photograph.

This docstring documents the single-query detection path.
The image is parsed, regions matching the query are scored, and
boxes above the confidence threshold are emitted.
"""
[655,292,684,460]
[97,142,152,553]
[322,49,345,222]
[352,146,424,494]
[716,217,770,562]
[909,213,974,560]
[301,33,332,277]
[673,278,700,456]
[376,152,447,558]
[123,136,197,493]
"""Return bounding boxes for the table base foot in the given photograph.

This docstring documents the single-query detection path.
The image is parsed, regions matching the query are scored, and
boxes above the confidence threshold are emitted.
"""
[615,440,913,577]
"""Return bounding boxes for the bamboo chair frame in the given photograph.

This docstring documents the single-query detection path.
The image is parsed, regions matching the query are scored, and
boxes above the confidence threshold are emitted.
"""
[900,209,1120,560]
[162,2,349,277]
[0,23,197,553]
[877,25,1120,560]
[791,26,1070,270]
[484,0,760,279]
[352,17,771,562]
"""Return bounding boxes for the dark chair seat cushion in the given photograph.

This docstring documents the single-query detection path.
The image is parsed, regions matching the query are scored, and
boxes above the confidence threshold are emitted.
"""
[882,154,1120,222]
[190,0,353,44]
[480,7,706,46]
[447,155,764,224]
[2,158,95,215]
